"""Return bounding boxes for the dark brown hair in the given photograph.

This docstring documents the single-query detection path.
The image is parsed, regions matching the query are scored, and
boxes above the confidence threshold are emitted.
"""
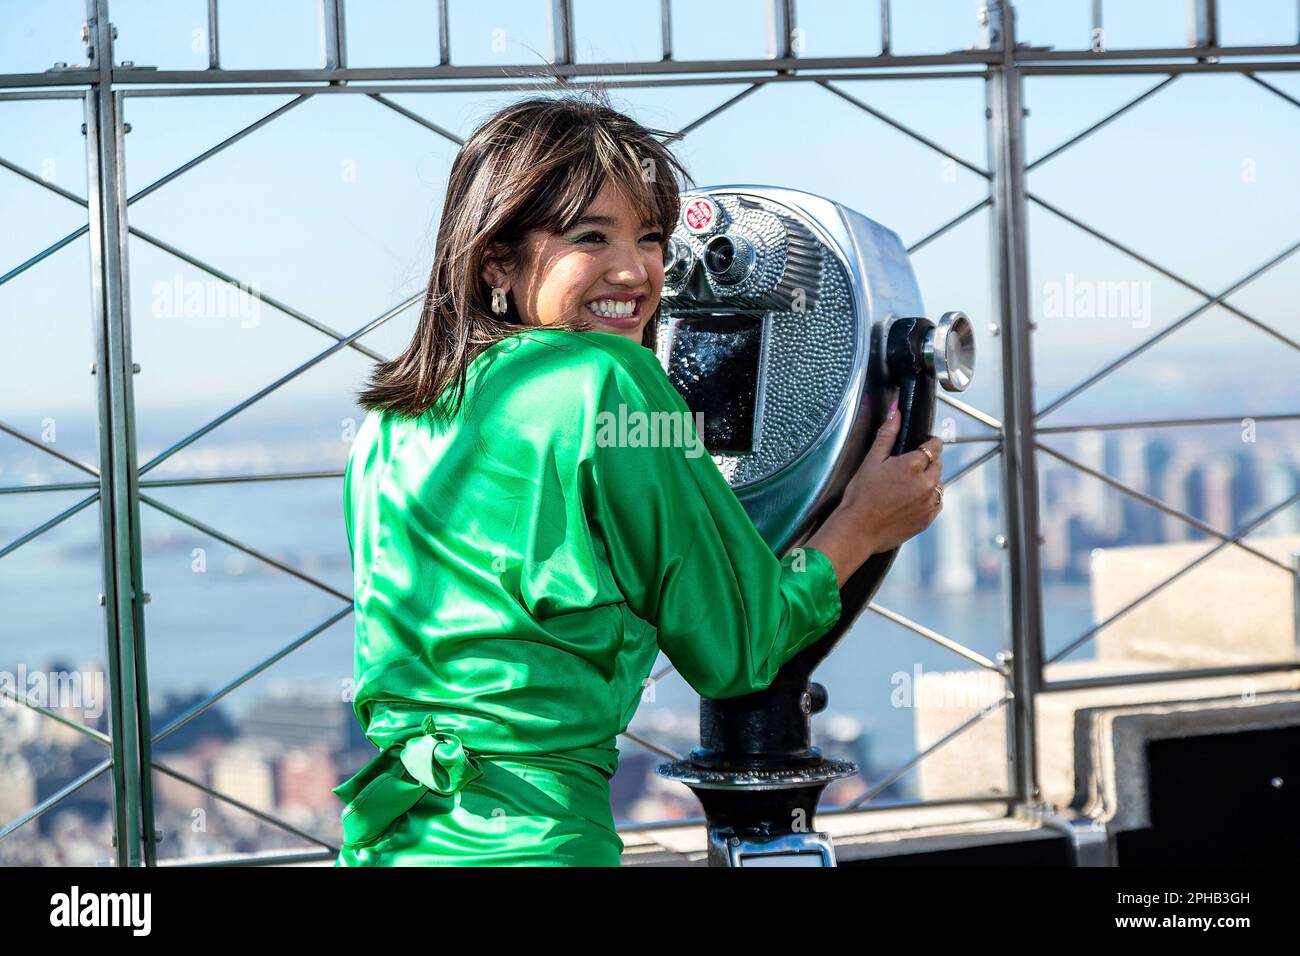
[356,90,692,421]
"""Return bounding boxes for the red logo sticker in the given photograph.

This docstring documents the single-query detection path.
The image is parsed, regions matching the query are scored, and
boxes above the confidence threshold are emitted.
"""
[683,197,717,234]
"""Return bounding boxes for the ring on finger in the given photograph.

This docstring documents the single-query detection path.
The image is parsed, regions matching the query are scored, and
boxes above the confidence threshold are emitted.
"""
[935,483,944,505]
[920,446,935,468]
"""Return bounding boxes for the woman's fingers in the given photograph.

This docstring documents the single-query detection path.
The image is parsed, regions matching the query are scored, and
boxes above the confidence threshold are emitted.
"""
[906,436,945,473]
[922,436,944,467]
[868,398,904,463]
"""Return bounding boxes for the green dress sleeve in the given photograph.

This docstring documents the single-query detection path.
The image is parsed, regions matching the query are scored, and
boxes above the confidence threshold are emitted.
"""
[577,334,843,700]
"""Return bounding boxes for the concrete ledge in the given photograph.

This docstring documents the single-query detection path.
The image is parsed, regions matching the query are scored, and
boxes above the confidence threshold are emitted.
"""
[1072,689,1300,832]
[617,799,1070,866]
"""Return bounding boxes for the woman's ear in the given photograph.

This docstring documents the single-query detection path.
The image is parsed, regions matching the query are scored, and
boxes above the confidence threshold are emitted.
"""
[480,241,514,292]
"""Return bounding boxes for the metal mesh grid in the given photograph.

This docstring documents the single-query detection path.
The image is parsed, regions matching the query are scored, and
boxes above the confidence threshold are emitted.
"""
[0,0,1296,865]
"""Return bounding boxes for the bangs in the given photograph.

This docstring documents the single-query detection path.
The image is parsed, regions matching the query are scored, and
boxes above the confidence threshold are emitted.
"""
[536,121,681,238]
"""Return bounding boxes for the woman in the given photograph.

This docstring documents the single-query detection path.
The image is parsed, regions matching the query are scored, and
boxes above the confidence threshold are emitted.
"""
[332,94,944,866]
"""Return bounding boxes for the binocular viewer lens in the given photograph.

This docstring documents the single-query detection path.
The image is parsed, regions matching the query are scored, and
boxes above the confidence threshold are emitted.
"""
[702,233,756,285]
[664,236,691,282]
[665,234,759,286]
[704,235,735,274]
[663,230,758,289]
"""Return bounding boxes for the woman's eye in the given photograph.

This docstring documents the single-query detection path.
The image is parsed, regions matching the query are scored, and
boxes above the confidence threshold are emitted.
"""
[568,230,664,244]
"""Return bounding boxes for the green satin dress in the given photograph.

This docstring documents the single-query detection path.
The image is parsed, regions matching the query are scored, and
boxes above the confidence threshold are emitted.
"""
[332,328,842,866]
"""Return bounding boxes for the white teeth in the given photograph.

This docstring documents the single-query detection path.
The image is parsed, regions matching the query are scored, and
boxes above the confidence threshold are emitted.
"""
[587,298,636,318]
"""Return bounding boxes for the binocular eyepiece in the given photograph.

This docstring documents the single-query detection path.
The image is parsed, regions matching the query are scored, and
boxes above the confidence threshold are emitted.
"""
[663,236,691,283]
[702,233,757,285]
[665,232,758,287]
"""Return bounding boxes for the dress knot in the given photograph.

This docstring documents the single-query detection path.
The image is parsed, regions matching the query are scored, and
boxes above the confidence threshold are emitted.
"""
[400,715,484,796]
[333,715,484,847]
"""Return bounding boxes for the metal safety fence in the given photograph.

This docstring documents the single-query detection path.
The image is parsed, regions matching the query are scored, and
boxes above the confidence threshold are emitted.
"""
[1,0,1298,865]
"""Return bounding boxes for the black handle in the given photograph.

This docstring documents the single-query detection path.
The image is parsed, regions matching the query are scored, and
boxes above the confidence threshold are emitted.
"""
[839,319,937,614]
[784,316,937,670]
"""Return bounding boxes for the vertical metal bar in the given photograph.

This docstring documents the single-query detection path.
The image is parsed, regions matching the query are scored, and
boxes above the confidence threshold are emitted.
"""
[1188,0,1218,49]
[986,0,1046,812]
[438,0,450,65]
[321,0,346,71]
[206,0,220,69]
[977,1,1002,50]
[112,85,159,866]
[82,89,131,869]
[549,0,574,65]
[881,0,892,55]
[117,83,159,866]
[767,0,795,60]
[1091,0,1104,52]
[1292,551,1300,653]
[83,0,134,870]
[660,0,672,61]
[85,0,156,867]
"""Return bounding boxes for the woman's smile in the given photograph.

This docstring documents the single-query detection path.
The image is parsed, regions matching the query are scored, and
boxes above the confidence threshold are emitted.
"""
[585,292,646,329]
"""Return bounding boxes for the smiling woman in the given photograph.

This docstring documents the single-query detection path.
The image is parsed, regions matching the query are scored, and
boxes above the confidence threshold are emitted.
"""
[488,180,667,341]
[353,94,689,422]
[332,93,847,867]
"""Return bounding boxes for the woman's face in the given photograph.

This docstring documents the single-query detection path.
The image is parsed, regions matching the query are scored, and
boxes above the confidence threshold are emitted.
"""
[490,181,666,344]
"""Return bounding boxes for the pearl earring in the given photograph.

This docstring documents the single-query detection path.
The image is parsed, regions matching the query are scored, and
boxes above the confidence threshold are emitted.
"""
[491,287,508,315]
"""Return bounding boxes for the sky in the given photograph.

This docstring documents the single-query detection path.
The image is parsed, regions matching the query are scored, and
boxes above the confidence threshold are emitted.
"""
[1,0,1299,462]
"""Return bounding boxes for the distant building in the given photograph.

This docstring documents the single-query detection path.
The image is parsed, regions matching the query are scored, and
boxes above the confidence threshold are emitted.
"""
[277,746,339,814]
[240,690,353,753]
[210,741,277,818]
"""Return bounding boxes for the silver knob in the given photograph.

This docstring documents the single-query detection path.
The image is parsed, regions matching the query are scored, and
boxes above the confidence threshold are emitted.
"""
[925,310,975,392]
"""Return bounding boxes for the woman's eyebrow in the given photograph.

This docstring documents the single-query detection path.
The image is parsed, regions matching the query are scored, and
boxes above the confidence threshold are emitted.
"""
[570,214,660,228]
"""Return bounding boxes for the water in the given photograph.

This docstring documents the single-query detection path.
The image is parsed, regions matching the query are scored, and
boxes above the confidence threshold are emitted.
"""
[0,461,1097,765]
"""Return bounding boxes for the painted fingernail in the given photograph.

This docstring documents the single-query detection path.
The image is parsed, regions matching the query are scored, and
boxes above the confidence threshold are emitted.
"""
[888,397,898,421]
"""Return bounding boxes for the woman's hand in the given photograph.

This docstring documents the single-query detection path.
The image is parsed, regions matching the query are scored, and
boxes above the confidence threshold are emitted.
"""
[804,399,944,588]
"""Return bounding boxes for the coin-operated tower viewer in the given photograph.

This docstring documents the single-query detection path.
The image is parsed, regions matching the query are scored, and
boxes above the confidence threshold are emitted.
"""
[651,186,977,867]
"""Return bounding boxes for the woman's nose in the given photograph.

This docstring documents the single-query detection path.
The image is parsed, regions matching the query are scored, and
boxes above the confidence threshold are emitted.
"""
[606,244,650,286]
